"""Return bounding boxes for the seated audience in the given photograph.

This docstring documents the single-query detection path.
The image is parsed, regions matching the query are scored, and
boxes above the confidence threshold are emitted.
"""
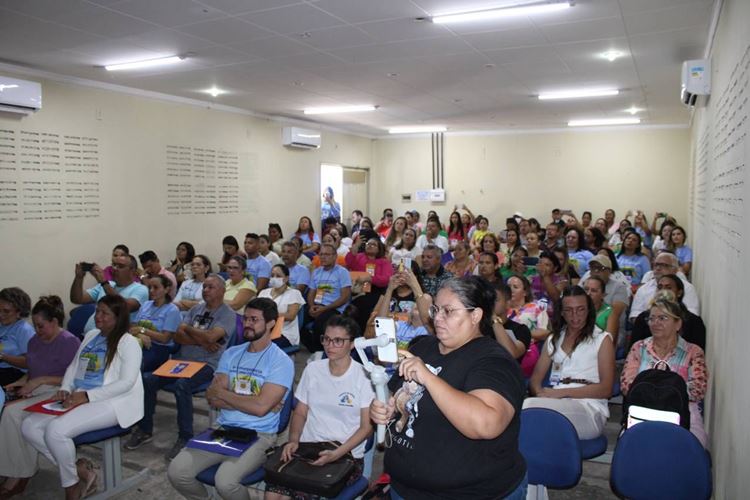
[501,247,536,281]
[102,244,135,282]
[580,254,629,345]
[629,276,706,351]
[530,251,566,311]
[130,275,182,372]
[621,295,708,446]
[524,286,615,439]
[296,216,321,259]
[173,255,211,313]
[565,228,594,276]
[506,274,551,377]
[350,209,363,236]
[0,287,35,386]
[553,246,578,285]
[126,275,236,459]
[389,227,421,269]
[444,240,474,277]
[416,217,450,254]
[632,211,653,248]
[583,227,606,253]
[372,268,432,341]
[0,296,80,498]
[608,219,632,251]
[385,216,408,249]
[374,208,394,240]
[22,295,143,500]
[492,282,531,360]
[290,236,313,270]
[258,234,283,267]
[650,214,676,255]
[304,243,352,352]
[616,231,651,286]
[501,228,522,261]
[630,252,699,320]
[446,210,467,248]
[524,231,542,259]
[581,211,592,229]
[70,255,148,332]
[224,255,257,312]
[264,315,374,500]
[594,217,608,236]
[417,245,454,297]
[168,298,293,499]
[667,225,693,277]
[582,276,618,334]
[311,232,347,268]
[541,223,563,251]
[469,216,491,251]
[244,233,272,290]
[346,237,393,329]
[138,250,178,299]
[219,235,244,273]
[167,241,196,286]
[280,241,311,294]
[476,232,506,267]
[258,264,306,348]
[476,251,503,284]
[267,223,285,255]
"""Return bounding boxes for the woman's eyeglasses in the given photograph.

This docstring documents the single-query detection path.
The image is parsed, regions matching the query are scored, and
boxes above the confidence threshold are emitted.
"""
[428,304,475,319]
[320,335,350,347]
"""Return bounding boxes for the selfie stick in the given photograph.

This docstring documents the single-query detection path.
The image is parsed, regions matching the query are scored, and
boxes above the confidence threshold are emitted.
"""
[353,335,392,444]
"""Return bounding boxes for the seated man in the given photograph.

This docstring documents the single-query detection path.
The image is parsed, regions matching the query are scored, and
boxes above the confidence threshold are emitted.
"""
[244,233,272,291]
[139,250,178,299]
[167,298,293,499]
[280,241,310,294]
[630,251,699,320]
[415,217,449,254]
[418,245,453,297]
[126,275,236,459]
[70,254,148,332]
[304,243,351,352]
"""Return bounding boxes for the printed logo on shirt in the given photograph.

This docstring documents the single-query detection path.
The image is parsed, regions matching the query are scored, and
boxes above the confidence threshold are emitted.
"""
[392,364,442,441]
[338,392,355,407]
[81,352,102,372]
[233,374,261,396]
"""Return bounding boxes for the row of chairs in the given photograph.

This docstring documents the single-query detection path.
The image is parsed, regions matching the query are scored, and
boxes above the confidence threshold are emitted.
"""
[520,408,712,500]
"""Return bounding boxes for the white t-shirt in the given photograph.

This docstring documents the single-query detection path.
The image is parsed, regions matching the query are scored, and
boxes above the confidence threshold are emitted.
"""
[389,246,422,269]
[258,287,305,345]
[296,359,375,458]
[415,234,449,254]
[262,251,282,268]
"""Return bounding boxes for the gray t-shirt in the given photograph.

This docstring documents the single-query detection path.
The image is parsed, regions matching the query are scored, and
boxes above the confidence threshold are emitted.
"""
[180,303,237,369]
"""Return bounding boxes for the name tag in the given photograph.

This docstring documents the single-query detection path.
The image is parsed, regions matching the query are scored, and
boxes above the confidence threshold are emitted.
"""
[75,357,90,379]
[234,375,255,395]
[314,287,326,304]
[549,361,562,386]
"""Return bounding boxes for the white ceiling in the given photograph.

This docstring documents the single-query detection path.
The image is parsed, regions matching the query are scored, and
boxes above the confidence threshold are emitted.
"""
[0,0,714,136]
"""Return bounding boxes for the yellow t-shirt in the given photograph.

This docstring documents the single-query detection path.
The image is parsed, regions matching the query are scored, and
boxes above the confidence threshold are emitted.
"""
[224,278,257,311]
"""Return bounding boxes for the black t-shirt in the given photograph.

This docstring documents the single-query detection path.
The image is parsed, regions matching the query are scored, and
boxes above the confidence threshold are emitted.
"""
[504,320,532,354]
[384,335,526,499]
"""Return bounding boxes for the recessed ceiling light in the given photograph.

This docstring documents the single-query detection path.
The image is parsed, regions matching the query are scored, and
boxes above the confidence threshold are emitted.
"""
[601,50,626,62]
[625,106,641,115]
[538,88,619,100]
[568,117,641,127]
[298,32,312,38]
[431,1,571,24]
[203,86,226,98]
[104,55,185,71]
[484,63,496,69]
[389,125,448,134]
[303,104,377,115]
[387,72,399,78]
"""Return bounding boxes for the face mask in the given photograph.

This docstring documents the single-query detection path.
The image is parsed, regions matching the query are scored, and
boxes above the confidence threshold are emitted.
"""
[269,277,285,288]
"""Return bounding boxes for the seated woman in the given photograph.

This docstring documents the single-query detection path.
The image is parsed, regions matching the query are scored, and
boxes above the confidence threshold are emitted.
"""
[131,275,182,372]
[632,211,652,248]
[0,287,36,386]
[667,225,693,277]
[390,228,422,269]
[296,216,322,258]
[268,223,286,255]
[524,231,542,259]
[628,276,706,351]
[264,315,374,500]
[616,231,651,286]
[258,264,305,348]
[565,227,594,276]
[102,244,136,282]
[501,228,522,261]
[224,255,257,312]
[650,214,676,255]
[500,247,536,281]
[621,295,707,446]
[346,237,393,331]
[167,241,195,286]
[259,235,282,267]
[608,219,633,251]
[218,235,244,273]
[530,251,567,311]
[445,241,474,278]
[583,227,606,253]
[476,252,503,285]
[311,232,348,268]
[593,217,608,236]
[173,255,210,314]
[553,246,579,285]
[371,266,432,336]
[21,295,143,500]
[0,296,81,498]
[469,216,491,252]
[384,216,408,250]
[506,274,551,377]
[374,209,394,240]
[583,276,617,334]
[524,286,615,440]
[476,232,506,268]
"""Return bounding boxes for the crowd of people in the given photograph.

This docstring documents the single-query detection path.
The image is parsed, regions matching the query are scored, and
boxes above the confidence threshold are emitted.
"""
[0,204,707,499]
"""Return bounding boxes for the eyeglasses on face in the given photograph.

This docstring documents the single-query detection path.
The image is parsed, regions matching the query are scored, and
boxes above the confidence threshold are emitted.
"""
[428,304,475,319]
[320,335,350,347]
[562,306,587,316]
[647,314,675,324]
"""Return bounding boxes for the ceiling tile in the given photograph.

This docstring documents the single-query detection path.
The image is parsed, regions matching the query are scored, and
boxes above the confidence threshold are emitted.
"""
[196,0,304,15]
[461,27,548,51]
[107,0,225,27]
[313,0,426,23]
[52,6,159,37]
[540,17,626,44]
[0,0,89,19]
[624,1,713,36]
[116,28,219,54]
[355,17,453,43]
[231,36,317,59]
[240,4,345,35]
[618,0,713,15]
[176,17,273,44]
[273,51,348,70]
[297,25,376,51]
[484,44,562,65]
[329,37,474,64]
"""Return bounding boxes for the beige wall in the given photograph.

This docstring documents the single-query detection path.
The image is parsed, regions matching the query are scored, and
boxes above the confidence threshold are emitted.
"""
[689,0,750,497]
[372,128,690,225]
[0,73,373,308]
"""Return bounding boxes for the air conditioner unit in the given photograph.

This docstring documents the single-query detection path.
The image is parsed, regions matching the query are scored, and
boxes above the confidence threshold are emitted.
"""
[0,76,42,115]
[282,127,321,149]
[681,59,710,107]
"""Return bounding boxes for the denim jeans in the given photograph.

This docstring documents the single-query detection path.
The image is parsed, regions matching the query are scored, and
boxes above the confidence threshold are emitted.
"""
[139,365,214,439]
[390,472,528,500]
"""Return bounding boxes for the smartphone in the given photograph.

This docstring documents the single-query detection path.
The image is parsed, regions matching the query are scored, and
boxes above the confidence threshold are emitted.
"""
[374,317,398,363]
[80,262,94,272]
[522,256,539,266]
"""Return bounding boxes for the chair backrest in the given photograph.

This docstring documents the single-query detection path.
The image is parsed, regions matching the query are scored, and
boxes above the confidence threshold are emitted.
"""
[519,408,582,488]
[277,392,294,433]
[67,303,96,339]
[610,421,712,500]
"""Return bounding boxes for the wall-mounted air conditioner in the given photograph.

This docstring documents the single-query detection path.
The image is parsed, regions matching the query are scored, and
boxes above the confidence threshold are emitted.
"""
[681,59,710,107]
[0,76,42,115]
[282,127,321,149]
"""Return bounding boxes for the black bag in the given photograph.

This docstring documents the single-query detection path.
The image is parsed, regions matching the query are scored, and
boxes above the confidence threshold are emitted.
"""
[624,367,691,429]
[263,441,355,497]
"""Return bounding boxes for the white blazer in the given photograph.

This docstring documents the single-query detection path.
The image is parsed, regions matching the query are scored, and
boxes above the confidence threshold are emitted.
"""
[61,329,144,428]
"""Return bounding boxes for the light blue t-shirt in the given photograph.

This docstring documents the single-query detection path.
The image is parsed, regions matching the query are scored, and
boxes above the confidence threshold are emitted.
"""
[616,253,651,285]
[675,245,693,265]
[74,334,107,391]
[246,255,272,285]
[174,279,204,303]
[288,264,311,289]
[568,249,594,275]
[135,301,181,346]
[216,343,294,433]
[0,319,35,370]
[84,281,149,332]
[310,265,352,312]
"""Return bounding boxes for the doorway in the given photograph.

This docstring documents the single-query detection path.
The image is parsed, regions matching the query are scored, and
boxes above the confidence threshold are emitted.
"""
[320,163,369,232]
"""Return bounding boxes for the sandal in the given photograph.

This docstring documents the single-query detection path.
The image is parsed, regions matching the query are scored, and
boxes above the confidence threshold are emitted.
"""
[75,459,98,499]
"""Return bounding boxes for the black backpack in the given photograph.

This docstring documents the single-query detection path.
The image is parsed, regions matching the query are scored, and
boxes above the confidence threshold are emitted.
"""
[624,367,691,430]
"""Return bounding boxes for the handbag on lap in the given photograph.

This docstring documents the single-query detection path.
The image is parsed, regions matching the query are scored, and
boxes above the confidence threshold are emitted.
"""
[263,441,355,497]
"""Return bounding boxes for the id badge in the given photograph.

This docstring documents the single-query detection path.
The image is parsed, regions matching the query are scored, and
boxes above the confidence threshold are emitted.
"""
[75,357,89,379]
[365,263,376,276]
[549,362,562,386]
[234,377,253,395]
[314,287,325,304]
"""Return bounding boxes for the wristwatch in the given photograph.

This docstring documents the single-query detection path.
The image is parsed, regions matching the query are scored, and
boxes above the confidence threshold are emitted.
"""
[140,327,146,335]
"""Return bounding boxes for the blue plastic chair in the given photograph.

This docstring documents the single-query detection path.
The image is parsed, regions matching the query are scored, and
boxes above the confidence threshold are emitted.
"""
[67,303,96,339]
[519,408,582,489]
[610,421,712,500]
